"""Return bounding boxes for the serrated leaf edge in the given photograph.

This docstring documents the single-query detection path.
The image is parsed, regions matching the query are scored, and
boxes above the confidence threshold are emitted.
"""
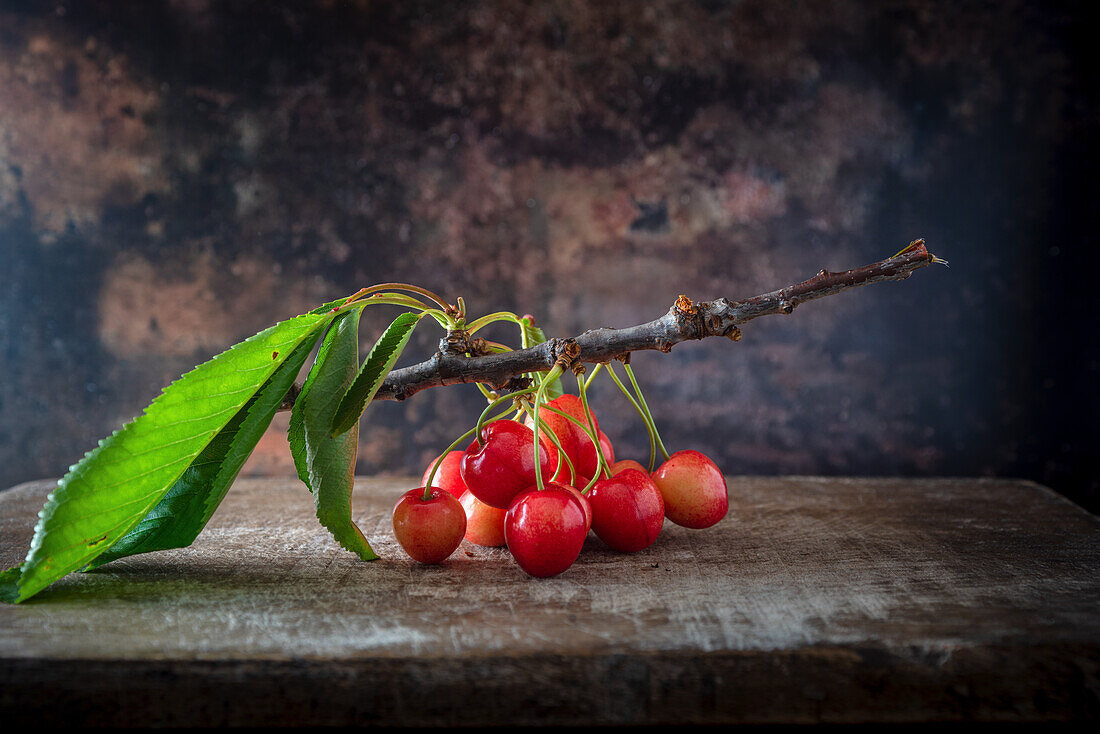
[330,311,421,437]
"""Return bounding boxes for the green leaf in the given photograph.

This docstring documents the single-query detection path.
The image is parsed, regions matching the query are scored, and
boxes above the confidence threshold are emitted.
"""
[521,318,563,399]
[309,296,354,315]
[290,308,377,561]
[0,567,19,604]
[83,332,321,570]
[288,315,347,489]
[520,318,547,350]
[330,312,421,437]
[2,310,333,603]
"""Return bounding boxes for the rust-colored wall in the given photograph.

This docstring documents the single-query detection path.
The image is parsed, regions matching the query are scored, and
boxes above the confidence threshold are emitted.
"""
[1,1,1095,508]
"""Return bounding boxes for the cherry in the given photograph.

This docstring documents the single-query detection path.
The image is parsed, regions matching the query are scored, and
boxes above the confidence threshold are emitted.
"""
[461,419,553,509]
[460,489,507,547]
[420,450,468,499]
[598,430,615,466]
[561,481,593,533]
[587,468,665,552]
[525,394,602,480]
[650,450,728,529]
[609,459,648,476]
[504,483,588,577]
[392,487,467,563]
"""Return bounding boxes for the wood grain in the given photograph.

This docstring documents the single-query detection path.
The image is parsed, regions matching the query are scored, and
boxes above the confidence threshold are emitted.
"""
[1,476,1098,725]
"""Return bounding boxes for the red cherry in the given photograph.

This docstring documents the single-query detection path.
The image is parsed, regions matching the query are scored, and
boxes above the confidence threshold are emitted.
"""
[587,469,665,552]
[598,430,615,466]
[560,482,593,533]
[392,487,467,563]
[460,489,507,547]
[461,420,553,509]
[610,459,648,476]
[525,395,602,480]
[504,484,587,577]
[420,450,468,499]
[650,450,728,529]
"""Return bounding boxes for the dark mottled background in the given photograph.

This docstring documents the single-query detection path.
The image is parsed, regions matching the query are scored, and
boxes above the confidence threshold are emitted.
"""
[1,1,1096,510]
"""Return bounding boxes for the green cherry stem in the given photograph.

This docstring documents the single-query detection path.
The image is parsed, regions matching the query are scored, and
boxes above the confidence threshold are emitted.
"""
[576,371,611,480]
[465,311,524,335]
[538,404,610,487]
[423,405,514,501]
[337,293,429,313]
[340,293,453,329]
[605,362,657,472]
[341,283,452,312]
[584,362,604,389]
[364,293,432,310]
[517,402,577,485]
[622,362,671,462]
[475,387,538,445]
[543,420,577,485]
[531,364,565,491]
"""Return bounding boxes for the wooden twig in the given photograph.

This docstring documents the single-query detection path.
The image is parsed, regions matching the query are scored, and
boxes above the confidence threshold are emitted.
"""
[308,240,938,405]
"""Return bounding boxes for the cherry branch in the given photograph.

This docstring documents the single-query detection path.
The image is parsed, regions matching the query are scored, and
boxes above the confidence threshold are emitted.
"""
[299,240,937,407]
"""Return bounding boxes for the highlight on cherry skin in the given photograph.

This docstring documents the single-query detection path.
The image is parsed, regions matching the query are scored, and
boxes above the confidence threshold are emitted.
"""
[420,450,468,499]
[392,487,467,564]
[650,449,729,529]
[460,419,553,509]
[504,483,588,578]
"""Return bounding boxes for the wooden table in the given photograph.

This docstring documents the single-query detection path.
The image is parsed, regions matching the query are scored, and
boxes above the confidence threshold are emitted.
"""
[1,476,1097,725]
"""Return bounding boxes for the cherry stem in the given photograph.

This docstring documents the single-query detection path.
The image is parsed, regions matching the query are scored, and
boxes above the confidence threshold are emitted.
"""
[538,404,609,487]
[532,364,564,491]
[576,371,611,480]
[475,387,537,445]
[340,293,452,329]
[343,282,452,312]
[541,415,576,485]
[466,311,523,335]
[605,362,657,472]
[423,405,514,501]
[623,362,670,463]
[517,402,576,485]
[364,293,432,310]
[584,362,604,389]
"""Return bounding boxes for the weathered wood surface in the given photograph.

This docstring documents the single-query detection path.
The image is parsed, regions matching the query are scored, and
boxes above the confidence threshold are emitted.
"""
[1,476,1097,725]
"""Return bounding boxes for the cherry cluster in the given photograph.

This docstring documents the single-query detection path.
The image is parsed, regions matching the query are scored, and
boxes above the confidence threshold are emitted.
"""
[392,391,728,577]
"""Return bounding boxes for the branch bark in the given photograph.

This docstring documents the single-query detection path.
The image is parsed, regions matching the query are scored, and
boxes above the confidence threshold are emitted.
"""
[365,240,937,403]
